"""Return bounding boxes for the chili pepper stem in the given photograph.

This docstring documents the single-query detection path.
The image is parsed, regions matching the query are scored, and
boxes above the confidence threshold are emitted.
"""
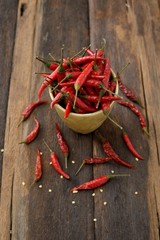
[17,118,24,127]
[43,139,53,153]
[108,174,130,179]
[143,127,150,136]
[73,84,80,109]
[75,161,85,175]
[108,116,123,130]
[64,155,68,169]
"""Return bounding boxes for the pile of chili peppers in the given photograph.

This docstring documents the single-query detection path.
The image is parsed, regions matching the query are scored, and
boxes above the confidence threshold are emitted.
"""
[18,44,148,191]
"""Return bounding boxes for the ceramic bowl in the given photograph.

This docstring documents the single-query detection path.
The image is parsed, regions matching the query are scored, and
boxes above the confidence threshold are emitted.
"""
[49,70,118,134]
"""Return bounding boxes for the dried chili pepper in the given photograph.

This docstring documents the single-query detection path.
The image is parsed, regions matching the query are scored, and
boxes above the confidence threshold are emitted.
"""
[55,123,69,168]
[117,73,142,106]
[122,130,144,160]
[18,100,47,126]
[43,139,70,179]
[82,95,122,103]
[96,131,134,168]
[71,174,129,191]
[118,101,148,134]
[35,149,42,181]
[75,157,111,175]
[20,117,40,144]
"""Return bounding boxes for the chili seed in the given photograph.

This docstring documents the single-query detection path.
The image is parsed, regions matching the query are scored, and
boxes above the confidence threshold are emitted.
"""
[48,189,52,192]
[1,149,4,153]
[100,189,103,192]
[111,170,115,174]
[73,190,78,194]
[39,185,43,188]
[135,158,139,161]
[60,175,64,179]
[72,201,76,204]
[22,182,25,186]
[135,191,138,195]
[93,218,97,222]
[92,193,96,196]
[72,160,75,164]
[103,202,107,205]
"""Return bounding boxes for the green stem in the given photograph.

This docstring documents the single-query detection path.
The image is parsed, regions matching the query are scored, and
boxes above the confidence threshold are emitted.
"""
[108,116,123,131]
[43,139,53,153]
[75,161,85,175]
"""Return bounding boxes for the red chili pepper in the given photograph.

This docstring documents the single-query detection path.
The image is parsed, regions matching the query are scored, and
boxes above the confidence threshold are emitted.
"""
[35,149,43,181]
[50,86,68,109]
[71,56,105,65]
[18,100,47,126]
[102,59,111,89]
[20,117,40,144]
[96,131,134,168]
[101,101,111,115]
[118,101,148,133]
[74,61,95,107]
[82,95,122,103]
[64,99,72,118]
[117,73,142,106]
[43,139,70,179]
[75,157,111,175]
[122,130,144,160]
[71,174,129,191]
[36,56,59,71]
[55,123,69,168]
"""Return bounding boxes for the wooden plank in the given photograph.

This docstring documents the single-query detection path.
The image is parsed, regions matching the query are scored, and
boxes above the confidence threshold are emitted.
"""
[0,0,95,240]
[0,0,18,190]
[89,0,160,239]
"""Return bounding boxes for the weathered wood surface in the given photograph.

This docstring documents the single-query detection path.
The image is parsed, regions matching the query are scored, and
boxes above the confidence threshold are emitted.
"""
[0,0,159,239]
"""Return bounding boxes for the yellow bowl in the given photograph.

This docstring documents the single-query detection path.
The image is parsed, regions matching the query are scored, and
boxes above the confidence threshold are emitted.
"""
[49,70,118,134]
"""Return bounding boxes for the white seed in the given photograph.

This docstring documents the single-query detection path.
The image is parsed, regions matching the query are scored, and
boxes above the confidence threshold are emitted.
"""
[48,189,52,192]
[49,162,52,165]
[40,152,43,155]
[103,202,107,205]
[39,185,43,188]
[22,182,25,186]
[60,175,64,179]
[1,149,4,153]
[100,189,103,192]
[72,201,76,204]
[135,158,139,161]
[93,218,97,222]
[111,170,115,174]
[72,160,75,164]
[92,193,95,196]
[135,191,138,195]
[73,190,78,194]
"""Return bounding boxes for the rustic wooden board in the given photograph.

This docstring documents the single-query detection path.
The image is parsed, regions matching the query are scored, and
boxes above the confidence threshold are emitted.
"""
[0,0,160,240]
[0,0,18,191]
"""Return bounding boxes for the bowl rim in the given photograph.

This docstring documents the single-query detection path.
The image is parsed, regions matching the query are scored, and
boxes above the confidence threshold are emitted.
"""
[49,68,118,117]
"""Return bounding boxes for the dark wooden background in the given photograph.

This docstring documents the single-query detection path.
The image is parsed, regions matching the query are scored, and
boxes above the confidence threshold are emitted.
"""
[0,0,160,239]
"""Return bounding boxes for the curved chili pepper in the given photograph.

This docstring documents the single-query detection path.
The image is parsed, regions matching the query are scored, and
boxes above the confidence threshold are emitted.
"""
[18,100,47,126]
[64,99,72,118]
[75,157,111,175]
[96,131,134,168]
[122,131,144,160]
[43,139,70,179]
[55,123,69,168]
[71,174,129,191]
[20,117,40,144]
[118,101,148,133]
[117,73,142,106]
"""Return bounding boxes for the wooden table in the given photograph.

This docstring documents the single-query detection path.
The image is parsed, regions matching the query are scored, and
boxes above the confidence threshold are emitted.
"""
[0,1,160,239]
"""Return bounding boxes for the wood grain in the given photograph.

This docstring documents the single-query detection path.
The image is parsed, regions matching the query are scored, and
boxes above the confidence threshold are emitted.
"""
[0,0,160,239]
